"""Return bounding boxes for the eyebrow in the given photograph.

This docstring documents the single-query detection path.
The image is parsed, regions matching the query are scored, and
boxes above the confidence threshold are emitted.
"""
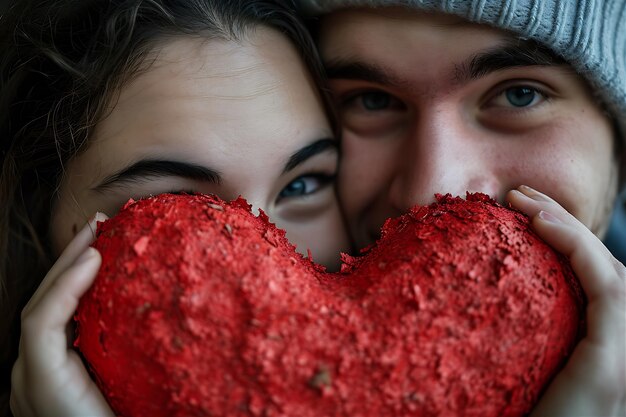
[325,61,410,89]
[324,40,566,88]
[92,138,337,192]
[453,39,567,84]
[92,160,221,192]
[283,138,338,173]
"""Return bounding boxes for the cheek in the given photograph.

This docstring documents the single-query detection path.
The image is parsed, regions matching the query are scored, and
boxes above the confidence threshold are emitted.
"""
[280,206,350,270]
[49,199,81,257]
[504,117,616,228]
[563,123,617,230]
[49,169,103,257]
[337,132,397,216]
[308,229,349,271]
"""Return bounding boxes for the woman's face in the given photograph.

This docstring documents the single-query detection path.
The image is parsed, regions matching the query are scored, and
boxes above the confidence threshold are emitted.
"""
[50,28,349,269]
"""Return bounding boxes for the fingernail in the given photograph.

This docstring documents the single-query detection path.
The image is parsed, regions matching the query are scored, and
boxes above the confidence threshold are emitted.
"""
[86,212,108,235]
[518,185,549,201]
[538,210,562,224]
[75,247,98,265]
[82,213,99,231]
[88,212,108,225]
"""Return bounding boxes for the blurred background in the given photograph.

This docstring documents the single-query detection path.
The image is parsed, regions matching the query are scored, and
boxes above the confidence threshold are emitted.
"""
[605,190,626,263]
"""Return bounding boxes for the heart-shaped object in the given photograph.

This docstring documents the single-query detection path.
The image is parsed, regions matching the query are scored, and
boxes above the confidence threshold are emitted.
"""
[75,193,584,417]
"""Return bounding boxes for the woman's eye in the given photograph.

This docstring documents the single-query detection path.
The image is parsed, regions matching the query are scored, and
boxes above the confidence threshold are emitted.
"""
[491,86,547,108]
[166,189,197,195]
[278,175,332,199]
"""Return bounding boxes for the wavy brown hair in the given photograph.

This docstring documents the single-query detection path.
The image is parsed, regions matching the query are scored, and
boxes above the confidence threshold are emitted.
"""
[0,0,334,414]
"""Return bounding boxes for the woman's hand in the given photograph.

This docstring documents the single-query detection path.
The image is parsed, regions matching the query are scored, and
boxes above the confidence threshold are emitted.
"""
[10,213,115,417]
[508,185,626,417]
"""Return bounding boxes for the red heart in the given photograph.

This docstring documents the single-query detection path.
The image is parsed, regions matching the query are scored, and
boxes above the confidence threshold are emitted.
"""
[75,193,584,417]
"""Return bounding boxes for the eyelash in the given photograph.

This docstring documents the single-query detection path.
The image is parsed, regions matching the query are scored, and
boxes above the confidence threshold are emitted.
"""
[340,89,396,107]
[487,83,552,112]
[165,189,198,196]
[163,174,336,201]
[277,172,336,201]
[337,80,552,105]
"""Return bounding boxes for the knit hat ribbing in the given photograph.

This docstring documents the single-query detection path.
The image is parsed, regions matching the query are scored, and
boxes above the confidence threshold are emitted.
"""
[299,0,626,143]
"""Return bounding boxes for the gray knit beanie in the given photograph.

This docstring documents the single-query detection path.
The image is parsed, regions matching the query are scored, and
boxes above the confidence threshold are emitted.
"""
[299,0,626,145]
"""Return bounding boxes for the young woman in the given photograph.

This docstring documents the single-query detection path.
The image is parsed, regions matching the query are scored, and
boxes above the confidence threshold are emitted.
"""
[0,1,350,415]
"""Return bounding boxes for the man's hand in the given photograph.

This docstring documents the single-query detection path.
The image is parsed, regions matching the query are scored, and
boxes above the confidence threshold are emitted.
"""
[509,185,625,417]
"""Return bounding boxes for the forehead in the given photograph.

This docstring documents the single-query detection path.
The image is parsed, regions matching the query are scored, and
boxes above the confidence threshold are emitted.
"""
[323,6,487,28]
[319,7,512,62]
[87,30,330,174]
[105,32,310,130]
[319,8,582,95]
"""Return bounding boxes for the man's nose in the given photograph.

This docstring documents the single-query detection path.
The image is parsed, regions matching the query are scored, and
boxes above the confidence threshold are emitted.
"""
[387,108,500,211]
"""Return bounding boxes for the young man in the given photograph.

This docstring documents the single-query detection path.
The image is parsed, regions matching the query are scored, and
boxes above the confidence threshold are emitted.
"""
[299,0,626,415]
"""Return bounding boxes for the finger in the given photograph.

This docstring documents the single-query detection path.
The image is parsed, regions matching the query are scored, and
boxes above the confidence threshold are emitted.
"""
[530,218,624,349]
[507,186,622,292]
[508,186,625,344]
[533,212,622,298]
[530,340,626,417]
[508,185,586,230]
[23,212,107,315]
[60,352,117,416]
[12,341,116,417]
[507,187,621,296]
[510,187,626,416]
[508,185,612,250]
[20,248,101,374]
[9,391,27,417]
[10,360,33,417]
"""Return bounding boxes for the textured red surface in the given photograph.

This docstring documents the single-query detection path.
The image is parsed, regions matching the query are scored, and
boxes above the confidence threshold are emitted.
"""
[75,193,584,417]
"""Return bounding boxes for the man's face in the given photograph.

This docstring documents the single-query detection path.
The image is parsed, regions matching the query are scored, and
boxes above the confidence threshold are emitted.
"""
[318,8,619,250]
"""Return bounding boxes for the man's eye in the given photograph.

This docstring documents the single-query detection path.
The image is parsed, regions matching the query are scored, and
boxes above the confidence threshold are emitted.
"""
[506,87,541,107]
[278,174,333,199]
[491,86,547,108]
[360,92,392,110]
[341,91,405,113]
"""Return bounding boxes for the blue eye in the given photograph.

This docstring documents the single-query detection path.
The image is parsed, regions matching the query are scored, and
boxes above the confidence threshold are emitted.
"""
[505,87,540,107]
[360,92,392,110]
[279,175,333,199]
[281,179,308,197]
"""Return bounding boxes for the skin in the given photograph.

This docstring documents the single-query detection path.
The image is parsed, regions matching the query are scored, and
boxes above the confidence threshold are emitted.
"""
[317,8,625,416]
[50,28,349,269]
[318,8,619,250]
